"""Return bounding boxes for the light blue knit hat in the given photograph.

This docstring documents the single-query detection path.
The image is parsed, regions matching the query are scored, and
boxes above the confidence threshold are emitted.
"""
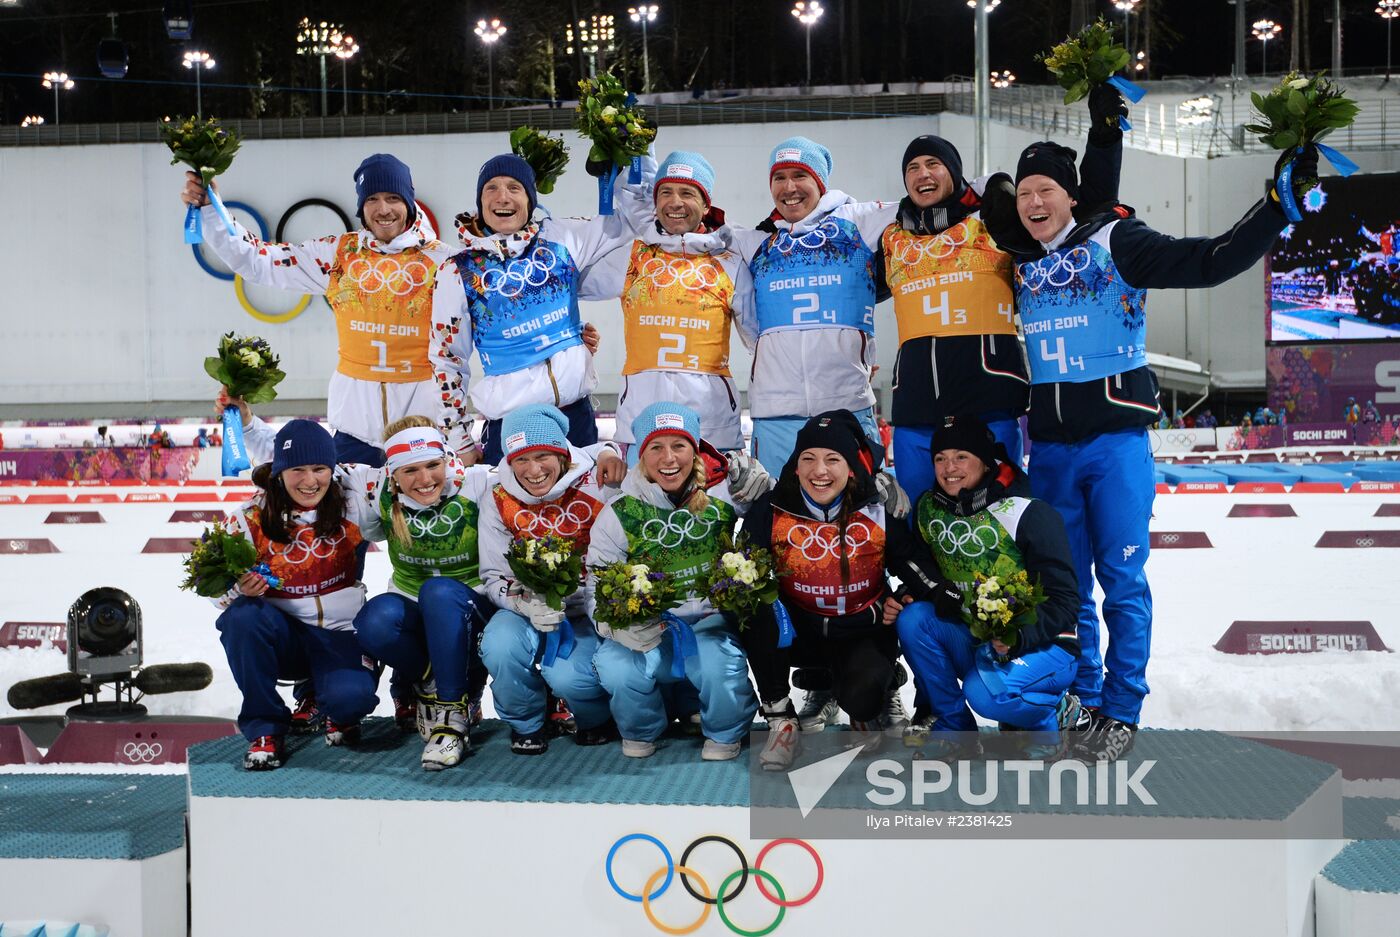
[501,403,570,460]
[769,136,832,192]
[632,402,701,455]
[656,150,716,205]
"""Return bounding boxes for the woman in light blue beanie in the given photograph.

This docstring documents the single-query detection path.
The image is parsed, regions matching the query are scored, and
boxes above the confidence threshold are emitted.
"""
[585,402,759,761]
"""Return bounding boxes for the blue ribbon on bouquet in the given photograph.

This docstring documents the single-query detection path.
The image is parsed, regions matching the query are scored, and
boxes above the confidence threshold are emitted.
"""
[541,619,576,669]
[1277,142,1358,223]
[773,600,796,649]
[251,562,282,590]
[1106,76,1146,131]
[220,405,250,477]
[661,612,699,679]
[597,162,620,216]
[183,186,238,245]
[628,155,642,185]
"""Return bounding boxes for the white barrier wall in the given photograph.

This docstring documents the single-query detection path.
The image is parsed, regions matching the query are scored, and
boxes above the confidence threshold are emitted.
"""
[4,111,1398,408]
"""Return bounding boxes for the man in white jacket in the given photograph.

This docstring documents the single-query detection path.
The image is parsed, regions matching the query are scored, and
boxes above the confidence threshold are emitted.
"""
[182,154,453,467]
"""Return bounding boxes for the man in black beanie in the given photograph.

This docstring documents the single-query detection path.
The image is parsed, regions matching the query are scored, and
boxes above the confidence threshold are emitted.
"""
[985,123,1324,762]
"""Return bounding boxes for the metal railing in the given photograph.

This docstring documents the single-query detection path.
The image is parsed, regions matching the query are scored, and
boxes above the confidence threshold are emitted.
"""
[0,93,946,147]
[943,76,1398,158]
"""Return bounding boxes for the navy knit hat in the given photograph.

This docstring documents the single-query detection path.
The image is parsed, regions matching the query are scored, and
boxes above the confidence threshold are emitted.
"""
[270,419,337,475]
[500,403,570,461]
[477,154,538,222]
[354,154,417,225]
[929,415,1000,473]
[902,135,964,194]
[1014,142,1080,201]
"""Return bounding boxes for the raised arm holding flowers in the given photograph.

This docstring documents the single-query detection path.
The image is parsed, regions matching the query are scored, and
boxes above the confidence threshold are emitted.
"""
[160,115,241,243]
[575,72,657,214]
[1245,71,1360,222]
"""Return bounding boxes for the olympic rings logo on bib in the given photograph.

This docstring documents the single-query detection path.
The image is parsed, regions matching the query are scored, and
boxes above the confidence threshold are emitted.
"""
[606,833,824,935]
[1017,245,1092,293]
[343,257,432,296]
[639,256,722,291]
[784,520,872,561]
[929,518,1000,558]
[270,527,345,565]
[774,220,841,255]
[513,499,597,538]
[893,224,970,266]
[641,509,717,549]
[406,499,467,539]
[480,247,559,298]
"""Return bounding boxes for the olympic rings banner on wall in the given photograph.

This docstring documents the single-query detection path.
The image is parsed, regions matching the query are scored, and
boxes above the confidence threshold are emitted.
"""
[188,197,439,324]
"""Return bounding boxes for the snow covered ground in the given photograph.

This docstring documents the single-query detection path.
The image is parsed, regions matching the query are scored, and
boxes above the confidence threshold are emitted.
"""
[1,489,1398,739]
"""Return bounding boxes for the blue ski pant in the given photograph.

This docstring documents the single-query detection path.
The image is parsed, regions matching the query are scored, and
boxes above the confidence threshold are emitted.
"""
[751,407,881,477]
[480,609,611,735]
[592,614,758,745]
[895,601,1075,731]
[1030,428,1154,723]
[217,598,378,741]
[354,578,491,704]
[892,417,1025,509]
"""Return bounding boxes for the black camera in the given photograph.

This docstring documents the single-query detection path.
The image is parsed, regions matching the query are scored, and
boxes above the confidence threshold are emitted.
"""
[67,587,143,677]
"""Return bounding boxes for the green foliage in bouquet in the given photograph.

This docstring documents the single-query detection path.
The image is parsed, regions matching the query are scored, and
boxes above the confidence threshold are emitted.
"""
[205,333,285,404]
[704,531,781,630]
[510,126,570,196]
[180,526,258,597]
[1037,18,1130,105]
[575,72,657,168]
[1244,72,1359,153]
[960,569,1048,648]
[592,561,682,630]
[159,115,241,187]
[507,533,584,611]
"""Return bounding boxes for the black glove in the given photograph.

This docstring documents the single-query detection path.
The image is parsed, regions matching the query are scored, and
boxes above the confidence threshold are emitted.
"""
[1274,144,1320,203]
[585,157,614,179]
[1087,83,1128,146]
[979,173,1042,257]
[930,582,964,621]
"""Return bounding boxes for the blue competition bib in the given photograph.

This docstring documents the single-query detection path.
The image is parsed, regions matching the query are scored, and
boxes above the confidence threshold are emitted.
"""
[458,239,585,376]
[751,217,876,335]
[1015,239,1148,384]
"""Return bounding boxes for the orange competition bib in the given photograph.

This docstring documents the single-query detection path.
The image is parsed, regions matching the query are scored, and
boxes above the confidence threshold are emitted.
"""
[621,241,736,377]
[326,234,436,382]
[883,218,1016,342]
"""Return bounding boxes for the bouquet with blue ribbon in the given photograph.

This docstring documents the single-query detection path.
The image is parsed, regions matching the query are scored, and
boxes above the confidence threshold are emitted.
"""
[1038,18,1145,130]
[180,526,279,597]
[159,115,241,244]
[574,72,656,215]
[205,333,285,476]
[593,561,694,675]
[704,531,789,643]
[508,533,584,667]
[1245,72,1360,223]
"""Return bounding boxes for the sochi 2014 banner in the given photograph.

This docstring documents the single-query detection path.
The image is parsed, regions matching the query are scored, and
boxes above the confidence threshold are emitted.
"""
[1267,343,1400,424]
[0,447,198,482]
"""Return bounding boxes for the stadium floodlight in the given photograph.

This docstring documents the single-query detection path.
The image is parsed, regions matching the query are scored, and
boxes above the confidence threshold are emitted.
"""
[566,14,615,78]
[20,115,44,127]
[1177,95,1217,127]
[296,18,345,117]
[333,33,359,115]
[629,5,660,93]
[41,71,73,125]
[1252,19,1281,76]
[182,49,214,119]
[991,69,1016,89]
[965,0,1001,9]
[475,18,507,110]
[791,1,824,86]
[1379,0,1400,79]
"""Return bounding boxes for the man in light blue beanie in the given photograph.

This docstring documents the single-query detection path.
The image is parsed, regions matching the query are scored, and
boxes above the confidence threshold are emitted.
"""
[769,136,833,196]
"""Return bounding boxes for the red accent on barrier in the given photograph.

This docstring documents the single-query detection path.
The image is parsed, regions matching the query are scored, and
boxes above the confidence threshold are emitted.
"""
[1227,504,1298,518]
[1175,482,1227,493]
[0,494,22,504]
[183,479,219,486]
[174,491,223,502]
[1214,620,1389,655]
[222,491,255,501]
[124,492,170,502]
[1376,504,1400,517]
[35,479,70,487]
[1231,482,1288,494]
[1150,531,1213,548]
[0,479,37,487]
[170,509,224,523]
[42,720,238,765]
[1352,481,1400,493]
[73,493,120,503]
[25,493,72,504]
[1291,482,1347,493]
[44,511,104,525]
[79,478,139,487]
[1155,483,1172,494]
[1315,530,1400,548]
[148,478,183,486]
[0,621,67,651]
[0,539,59,554]
[0,725,43,765]
[142,537,197,554]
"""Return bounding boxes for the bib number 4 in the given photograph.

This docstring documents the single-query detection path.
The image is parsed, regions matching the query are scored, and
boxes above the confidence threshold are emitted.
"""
[1039,337,1085,375]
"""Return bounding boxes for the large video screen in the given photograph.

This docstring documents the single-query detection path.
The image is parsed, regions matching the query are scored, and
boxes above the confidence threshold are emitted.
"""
[1267,170,1400,343]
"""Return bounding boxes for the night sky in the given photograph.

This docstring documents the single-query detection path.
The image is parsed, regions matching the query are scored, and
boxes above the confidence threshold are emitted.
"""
[0,0,1393,125]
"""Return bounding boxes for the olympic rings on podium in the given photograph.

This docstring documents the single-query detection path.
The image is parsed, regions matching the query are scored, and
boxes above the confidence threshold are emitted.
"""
[754,839,823,907]
[643,865,712,935]
[607,832,675,902]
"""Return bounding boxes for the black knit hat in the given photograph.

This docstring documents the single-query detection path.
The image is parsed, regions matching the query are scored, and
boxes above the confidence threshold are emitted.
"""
[779,409,878,503]
[902,135,964,191]
[929,415,1000,473]
[1014,141,1080,201]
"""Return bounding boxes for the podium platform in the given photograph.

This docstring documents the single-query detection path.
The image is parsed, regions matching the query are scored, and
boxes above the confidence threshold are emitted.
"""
[0,775,187,937]
[186,721,1356,937]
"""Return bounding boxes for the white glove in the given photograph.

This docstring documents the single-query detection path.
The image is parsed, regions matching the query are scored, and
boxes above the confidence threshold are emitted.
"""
[604,618,664,654]
[874,471,911,519]
[507,585,564,632]
[725,451,773,503]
